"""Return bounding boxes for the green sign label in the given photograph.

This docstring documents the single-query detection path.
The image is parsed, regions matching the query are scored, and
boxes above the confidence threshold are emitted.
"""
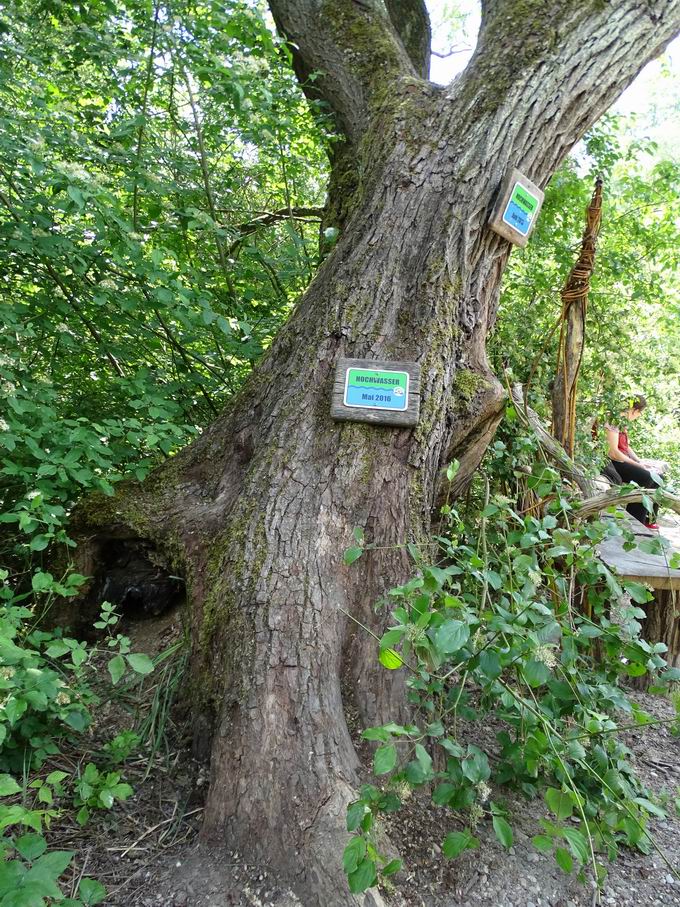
[502,182,540,236]
[344,367,409,411]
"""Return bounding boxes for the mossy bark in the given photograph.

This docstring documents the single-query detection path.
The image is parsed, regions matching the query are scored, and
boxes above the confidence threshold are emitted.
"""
[69,0,680,902]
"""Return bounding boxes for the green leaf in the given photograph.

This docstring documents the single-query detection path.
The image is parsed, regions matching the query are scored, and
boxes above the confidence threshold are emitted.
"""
[555,846,573,873]
[29,535,50,552]
[0,776,21,797]
[63,710,88,731]
[523,658,551,687]
[0,861,24,897]
[107,654,126,685]
[45,640,70,658]
[373,744,397,776]
[78,878,107,906]
[545,788,574,820]
[126,653,154,675]
[623,581,653,604]
[432,783,456,806]
[492,815,513,848]
[435,619,469,655]
[461,746,490,783]
[347,858,377,893]
[378,648,403,669]
[346,801,368,832]
[532,834,554,853]
[478,650,501,680]
[561,826,589,864]
[415,743,432,776]
[361,727,389,742]
[45,771,68,786]
[0,884,48,907]
[381,858,401,877]
[67,185,85,207]
[342,836,366,874]
[14,834,47,861]
[442,829,479,859]
[343,546,363,566]
[31,572,54,594]
[28,850,73,879]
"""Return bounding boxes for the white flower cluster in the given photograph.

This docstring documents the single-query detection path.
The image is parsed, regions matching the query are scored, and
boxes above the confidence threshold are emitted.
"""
[0,418,9,432]
[476,780,491,803]
[534,644,558,669]
[395,780,412,802]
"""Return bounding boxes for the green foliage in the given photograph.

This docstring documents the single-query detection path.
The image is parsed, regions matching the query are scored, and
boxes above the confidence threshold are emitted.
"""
[73,763,133,827]
[0,579,164,903]
[0,573,155,772]
[0,0,328,573]
[344,429,680,895]
[492,117,680,478]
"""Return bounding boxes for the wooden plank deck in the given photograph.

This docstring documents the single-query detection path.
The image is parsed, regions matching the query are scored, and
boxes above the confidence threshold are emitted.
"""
[597,513,680,591]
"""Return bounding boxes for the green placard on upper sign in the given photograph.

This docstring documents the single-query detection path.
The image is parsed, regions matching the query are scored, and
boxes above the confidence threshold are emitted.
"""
[502,182,540,236]
[344,367,409,411]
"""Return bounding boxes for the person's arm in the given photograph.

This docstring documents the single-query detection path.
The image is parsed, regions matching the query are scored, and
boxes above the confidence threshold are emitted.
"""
[627,445,642,463]
[605,426,641,467]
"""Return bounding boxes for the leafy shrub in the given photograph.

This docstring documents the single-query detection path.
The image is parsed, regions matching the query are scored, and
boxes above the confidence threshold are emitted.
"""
[0,572,158,904]
[344,441,680,896]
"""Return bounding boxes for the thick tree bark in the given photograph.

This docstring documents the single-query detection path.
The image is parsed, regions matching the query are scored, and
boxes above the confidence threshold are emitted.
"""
[71,1,680,903]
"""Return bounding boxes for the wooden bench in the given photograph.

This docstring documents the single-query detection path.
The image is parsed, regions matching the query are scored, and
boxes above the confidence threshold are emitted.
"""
[508,386,680,680]
[598,515,680,682]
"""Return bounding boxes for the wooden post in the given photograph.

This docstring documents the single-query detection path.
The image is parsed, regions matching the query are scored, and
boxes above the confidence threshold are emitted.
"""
[552,178,603,457]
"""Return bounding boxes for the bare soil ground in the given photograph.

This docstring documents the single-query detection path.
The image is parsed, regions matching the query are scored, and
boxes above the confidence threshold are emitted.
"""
[52,608,680,907]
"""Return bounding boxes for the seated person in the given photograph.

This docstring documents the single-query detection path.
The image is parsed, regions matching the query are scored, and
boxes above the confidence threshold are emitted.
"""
[605,394,668,529]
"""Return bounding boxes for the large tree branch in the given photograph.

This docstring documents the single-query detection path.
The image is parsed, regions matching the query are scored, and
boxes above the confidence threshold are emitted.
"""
[384,0,432,78]
[267,0,415,145]
[454,0,680,181]
[577,488,680,520]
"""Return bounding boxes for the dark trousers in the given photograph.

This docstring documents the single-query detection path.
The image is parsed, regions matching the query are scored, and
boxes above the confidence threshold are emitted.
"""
[609,459,660,524]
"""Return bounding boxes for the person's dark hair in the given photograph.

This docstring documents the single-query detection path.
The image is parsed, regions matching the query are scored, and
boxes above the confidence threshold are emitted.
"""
[628,393,647,413]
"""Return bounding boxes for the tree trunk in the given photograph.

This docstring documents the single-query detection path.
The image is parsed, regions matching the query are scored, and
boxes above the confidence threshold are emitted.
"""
[69,1,680,902]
